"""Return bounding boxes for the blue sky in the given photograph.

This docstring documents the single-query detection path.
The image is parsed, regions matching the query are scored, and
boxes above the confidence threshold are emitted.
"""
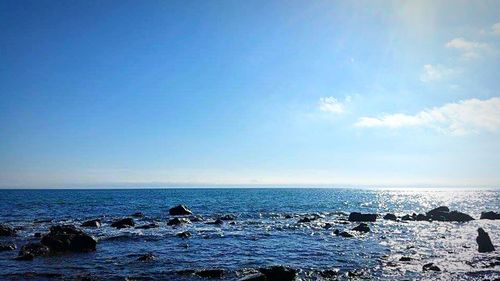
[1,0,499,188]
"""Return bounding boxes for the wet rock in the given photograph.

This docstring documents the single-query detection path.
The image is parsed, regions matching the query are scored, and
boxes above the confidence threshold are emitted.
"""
[176,231,192,239]
[352,223,370,233]
[219,214,236,221]
[167,217,191,226]
[169,204,192,216]
[338,231,353,238]
[196,269,225,278]
[131,212,144,218]
[135,223,159,229]
[323,223,334,229]
[111,218,135,229]
[348,270,364,277]
[0,224,16,236]
[137,253,155,262]
[400,257,412,261]
[477,228,495,253]
[0,243,16,251]
[284,214,293,219]
[348,212,377,222]
[14,253,34,261]
[480,211,500,220]
[177,269,196,275]
[237,272,266,281]
[298,217,313,223]
[426,206,474,222]
[320,269,339,278]
[259,266,296,281]
[422,263,441,271]
[81,219,101,228]
[206,219,224,226]
[189,215,204,222]
[415,214,429,221]
[401,214,413,221]
[383,213,397,220]
[34,232,42,238]
[41,225,96,253]
[18,243,50,257]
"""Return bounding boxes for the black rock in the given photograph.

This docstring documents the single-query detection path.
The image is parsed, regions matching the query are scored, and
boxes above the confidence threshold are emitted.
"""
[348,212,377,222]
[477,228,495,253]
[196,269,225,278]
[383,213,397,221]
[323,223,334,229]
[135,223,159,229]
[14,253,34,261]
[177,269,196,275]
[258,266,296,281]
[400,257,412,261]
[401,214,413,221]
[415,214,429,221]
[219,214,236,221]
[352,223,370,233]
[0,243,16,251]
[169,205,192,216]
[480,211,500,220]
[427,206,450,216]
[34,232,42,238]
[131,212,144,218]
[320,269,339,278]
[189,215,204,222]
[137,253,155,262]
[18,243,50,257]
[176,231,192,239]
[111,218,135,229]
[40,225,96,253]
[167,217,191,226]
[81,219,101,228]
[298,217,313,223]
[422,262,441,271]
[426,206,474,222]
[338,231,353,238]
[237,272,266,281]
[0,224,16,236]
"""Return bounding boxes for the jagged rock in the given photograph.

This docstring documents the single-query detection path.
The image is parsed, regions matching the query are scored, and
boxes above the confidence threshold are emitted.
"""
[81,219,101,228]
[18,243,50,257]
[383,213,397,220]
[169,205,192,216]
[480,211,500,220]
[0,243,16,251]
[259,266,296,281]
[477,228,495,253]
[176,231,192,239]
[422,263,441,271]
[111,218,135,229]
[220,214,236,221]
[41,225,96,253]
[352,223,370,233]
[0,224,16,236]
[167,217,191,226]
[137,253,155,261]
[348,212,377,222]
[131,212,144,218]
[135,223,159,229]
[196,269,225,278]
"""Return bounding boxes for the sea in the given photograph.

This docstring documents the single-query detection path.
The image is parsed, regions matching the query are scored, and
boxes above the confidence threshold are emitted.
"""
[0,188,498,280]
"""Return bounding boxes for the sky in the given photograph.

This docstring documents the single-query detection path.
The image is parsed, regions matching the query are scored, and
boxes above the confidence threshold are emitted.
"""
[1,0,500,188]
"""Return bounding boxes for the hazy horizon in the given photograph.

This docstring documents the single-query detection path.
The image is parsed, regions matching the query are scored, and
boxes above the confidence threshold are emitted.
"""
[2,0,500,188]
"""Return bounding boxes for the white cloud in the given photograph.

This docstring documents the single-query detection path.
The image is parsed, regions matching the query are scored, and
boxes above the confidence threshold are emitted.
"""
[445,37,491,59]
[319,96,351,114]
[355,97,500,135]
[491,22,500,36]
[420,64,456,82]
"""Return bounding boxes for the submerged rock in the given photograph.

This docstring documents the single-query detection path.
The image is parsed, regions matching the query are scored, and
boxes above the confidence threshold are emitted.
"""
[422,263,441,272]
[206,218,224,226]
[196,269,225,278]
[167,217,191,226]
[0,224,16,236]
[477,228,495,253]
[14,253,34,261]
[258,266,296,281]
[18,243,50,257]
[137,253,155,262]
[111,218,135,229]
[219,214,236,221]
[169,205,192,216]
[480,211,500,220]
[0,243,16,251]
[352,223,370,233]
[348,212,377,222]
[41,225,96,253]
[81,219,101,228]
[135,223,159,229]
[131,212,144,218]
[383,213,397,221]
[176,231,192,239]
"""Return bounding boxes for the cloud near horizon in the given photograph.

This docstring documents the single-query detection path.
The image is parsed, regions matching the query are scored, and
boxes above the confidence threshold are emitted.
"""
[355,97,500,135]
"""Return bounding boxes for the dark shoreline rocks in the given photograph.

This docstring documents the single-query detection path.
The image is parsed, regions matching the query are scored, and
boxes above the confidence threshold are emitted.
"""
[195,269,225,278]
[383,213,397,220]
[477,228,495,253]
[40,225,97,253]
[169,205,192,216]
[0,243,16,251]
[18,243,50,258]
[81,219,101,228]
[167,217,191,226]
[348,212,377,222]
[0,224,17,236]
[422,263,441,272]
[480,211,500,220]
[352,223,370,233]
[135,223,159,229]
[258,266,296,281]
[425,206,474,222]
[111,218,135,229]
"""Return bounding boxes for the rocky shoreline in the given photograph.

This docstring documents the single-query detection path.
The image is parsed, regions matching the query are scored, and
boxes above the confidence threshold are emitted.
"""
[0,205,498,280]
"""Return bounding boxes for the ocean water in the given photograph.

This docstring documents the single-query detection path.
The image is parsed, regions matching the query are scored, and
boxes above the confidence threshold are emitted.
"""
[0,188,498,280]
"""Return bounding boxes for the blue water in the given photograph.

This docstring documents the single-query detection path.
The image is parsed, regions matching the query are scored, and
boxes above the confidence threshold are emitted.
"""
[0,188,499,280]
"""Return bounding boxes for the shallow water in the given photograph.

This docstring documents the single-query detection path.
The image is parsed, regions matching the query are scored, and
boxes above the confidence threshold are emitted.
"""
[0,188,499,280]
